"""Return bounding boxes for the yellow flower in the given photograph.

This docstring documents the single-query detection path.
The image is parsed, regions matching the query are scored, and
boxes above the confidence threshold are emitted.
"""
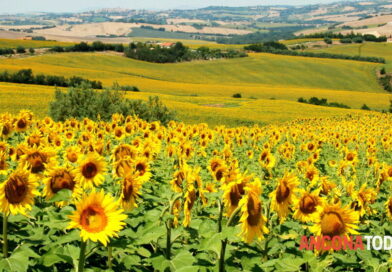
[0,167,39,215]
[68,190,127,246]
[310,202,360,237]
[183,184,197,227]
[120,174,143,211]
[293,189,323,223]
[73,153,107,189]
[43,166,80,206]
[385,197,392,220]
[238,179,269,243]
[269,172,299,222]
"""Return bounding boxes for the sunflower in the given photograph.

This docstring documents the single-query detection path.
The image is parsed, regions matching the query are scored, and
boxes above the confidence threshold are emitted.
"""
[65,146,81,163]
[238,179,269,244]
[170,163,189,193]
[183,184,197,227]
[68,190,127,246]
[269,172,299,222]
[120,174,143,211]
[134,157,152,183]
[0,167,39,215]
[310,202,360,238]
[0,121,13,139]
[293,189,323,222]
[259,149,276,170]
[385,197,392,220]
[73,153,107,189]
[14,116,30,132]
[0,151,8,175]
[351,183,377,217]
[43,166,80,206]
[222,173,252,217]
[19,146,56,174]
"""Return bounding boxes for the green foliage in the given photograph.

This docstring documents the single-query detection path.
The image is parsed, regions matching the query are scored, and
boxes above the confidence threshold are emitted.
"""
[28,48,35,54]
[379,75,392,92]
[361,104,371,110]
[125,42,246,63]
[298,97,351,109]
[16,46,26,54]
[232,93,242,98]
[324,38,332,44]
[298,32,387,42]
[244,41,288,52]
[49,84,176,124]
[0,69,103,89]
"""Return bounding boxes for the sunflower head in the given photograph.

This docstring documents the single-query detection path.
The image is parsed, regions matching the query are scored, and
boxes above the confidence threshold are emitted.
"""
[0,167,39,215]
[310,202,359,238]
[68,190,127,246]
[120,174,143,211]
[73,153,107,189]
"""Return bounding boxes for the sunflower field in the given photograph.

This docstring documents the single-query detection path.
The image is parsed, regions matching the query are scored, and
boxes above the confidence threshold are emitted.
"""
[0,110,392,271]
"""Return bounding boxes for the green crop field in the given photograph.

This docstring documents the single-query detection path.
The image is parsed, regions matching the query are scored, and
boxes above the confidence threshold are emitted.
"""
[0,38,74,48]
[306,42,392,72]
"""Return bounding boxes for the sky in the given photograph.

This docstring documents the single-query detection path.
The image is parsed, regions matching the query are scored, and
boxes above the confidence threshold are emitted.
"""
[0,0,346,14]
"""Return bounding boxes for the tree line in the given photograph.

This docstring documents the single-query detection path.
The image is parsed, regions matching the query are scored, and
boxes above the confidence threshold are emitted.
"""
[297,32,387,43]
[244,42,385,63]
[124,42,247,63]
[0,69,103,89]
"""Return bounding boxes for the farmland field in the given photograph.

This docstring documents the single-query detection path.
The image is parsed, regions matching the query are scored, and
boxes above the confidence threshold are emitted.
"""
[0,50,390,125]
[0,38,74,49]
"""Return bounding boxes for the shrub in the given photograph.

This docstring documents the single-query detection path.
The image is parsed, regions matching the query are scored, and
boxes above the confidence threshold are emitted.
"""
[361,104,371,110]
[49,84,176,124]
[232,93,242,98]
[380,67,386,75]
[16,46,26,54]
[297,97,307,103]
[324,38,332,44]
[29,48,35,54]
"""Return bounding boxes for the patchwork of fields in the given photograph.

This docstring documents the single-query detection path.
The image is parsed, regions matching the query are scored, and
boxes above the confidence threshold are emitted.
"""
[0,40,390,126]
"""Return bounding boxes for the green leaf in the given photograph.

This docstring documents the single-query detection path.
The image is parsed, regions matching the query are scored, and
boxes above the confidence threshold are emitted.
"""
[275,258,305,272]
[123,255,141,268]
[170,251,196,270]
[48,189,72,203]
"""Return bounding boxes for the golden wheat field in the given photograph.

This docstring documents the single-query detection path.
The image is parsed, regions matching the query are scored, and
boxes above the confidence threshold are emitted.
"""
[0,110,392,271]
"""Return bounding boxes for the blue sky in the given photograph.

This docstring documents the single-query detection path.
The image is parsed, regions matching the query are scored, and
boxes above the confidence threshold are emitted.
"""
[1,0,344,13]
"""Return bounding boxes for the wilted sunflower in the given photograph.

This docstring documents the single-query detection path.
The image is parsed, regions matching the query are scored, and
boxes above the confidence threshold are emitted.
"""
[0,151,8,174]
[269,172,299,222]
[293,189,323,222]
[43,166,80,206]
[385,197,392,220]
[68,190,127,246]
[19,146,56,174]
[134,157,152,183]
[238,179,269,243]
[310,202,359,238]
[351,183,377,217]
[170,163,189,193]
[183,184,197,227]
[0,167,39,215]
[222,173,252,217]
[120,174,143,211]
[73,153,107,189]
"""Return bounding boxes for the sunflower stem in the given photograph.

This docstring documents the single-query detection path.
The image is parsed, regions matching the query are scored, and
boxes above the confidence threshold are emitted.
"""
[107,246,112,270]
[3,214,8,258]
[78,240,87,272]
[217,200,223,233]
[166,221,171,260]
[219,207,241,272]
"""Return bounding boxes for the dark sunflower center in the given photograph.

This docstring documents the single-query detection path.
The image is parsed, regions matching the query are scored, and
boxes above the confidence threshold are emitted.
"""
[28,152,46,173]
[215,169,224,181]
[17,119,27,129]
[229,183,245,207]
[276,183,290,203]
[82,162,98,179]
[300,195,316,214]
[320,211,345,236]
[347,153,354,161]
[388,168,392,178]
[247,195,261,226]
[210,161,219,172]
[306,171,315,181]
[2,124,10,136]
[187,190,197,210]
[136,163,146,175]
[115,129,122,138]
[80,205,107,233]
[388,201,392,215]
[123,180,134,201]
[5,175,28,204]
[50,171,75,193]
